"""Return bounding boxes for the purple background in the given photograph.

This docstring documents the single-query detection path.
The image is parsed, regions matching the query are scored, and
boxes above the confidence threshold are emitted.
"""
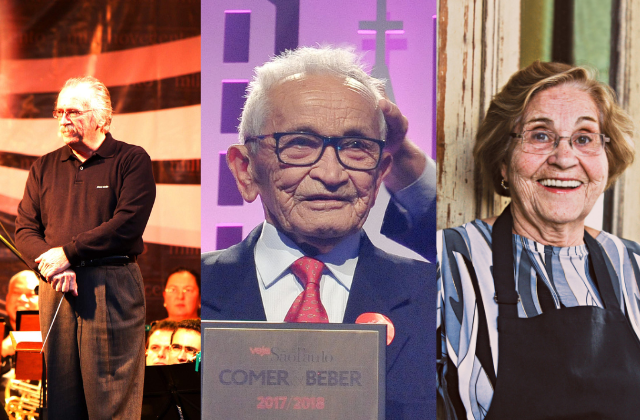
[202,0,437,253]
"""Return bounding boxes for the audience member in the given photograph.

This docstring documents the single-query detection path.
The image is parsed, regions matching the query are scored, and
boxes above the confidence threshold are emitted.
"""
[163,268,200,321]
[1,271,39,362]
[168,319,200,364]
[145,320,178,366]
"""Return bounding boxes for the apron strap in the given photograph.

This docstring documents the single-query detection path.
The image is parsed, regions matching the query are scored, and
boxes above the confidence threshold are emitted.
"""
[583,230,620,311]
[492,204,520,318]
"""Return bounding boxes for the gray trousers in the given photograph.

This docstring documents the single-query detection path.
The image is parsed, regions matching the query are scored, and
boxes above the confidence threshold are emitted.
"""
[39,263,146,419]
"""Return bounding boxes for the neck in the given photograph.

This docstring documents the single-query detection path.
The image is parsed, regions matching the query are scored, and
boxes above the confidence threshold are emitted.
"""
[70,131,106,162]
[510,204,585,247]
[294,237,340,256]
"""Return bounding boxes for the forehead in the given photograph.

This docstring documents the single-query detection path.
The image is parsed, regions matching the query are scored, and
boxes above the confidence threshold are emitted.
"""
[523,85,600,126]
[57,84,92,108]
[9,276,38,293]
[172,329,201,346]
[166,271,198,287]
[149,329,173,345]
[266,73,380,137]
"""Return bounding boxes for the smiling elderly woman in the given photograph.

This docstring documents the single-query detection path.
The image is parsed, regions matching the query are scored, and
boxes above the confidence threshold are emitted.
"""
[437,61,640,419]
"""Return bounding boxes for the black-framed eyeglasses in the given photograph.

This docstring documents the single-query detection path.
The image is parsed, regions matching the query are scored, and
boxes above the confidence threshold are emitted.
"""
[53,109,94,119]
[246,132,385,171]
[510,130,610,156]
[170,343,200,358]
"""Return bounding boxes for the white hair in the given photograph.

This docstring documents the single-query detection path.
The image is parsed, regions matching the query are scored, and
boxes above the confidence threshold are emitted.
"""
[239,46,387,143]
[60,76,113,133]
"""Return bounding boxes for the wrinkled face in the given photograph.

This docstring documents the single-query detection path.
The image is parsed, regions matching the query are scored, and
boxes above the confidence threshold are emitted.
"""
[236,74,390,251]
[56,85,99,148]
[146,329,173,366]
[169,329,201,364]
[6,274,39,328]
[163,271,200,321]
[502,84,609,229]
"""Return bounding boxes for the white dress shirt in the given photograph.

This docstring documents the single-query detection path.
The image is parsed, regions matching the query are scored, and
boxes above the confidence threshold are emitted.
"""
[254,221,360,323]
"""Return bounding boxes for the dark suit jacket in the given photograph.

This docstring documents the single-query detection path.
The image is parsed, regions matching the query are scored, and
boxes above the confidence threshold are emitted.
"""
[381,196,436,262]
[202,226,436,419]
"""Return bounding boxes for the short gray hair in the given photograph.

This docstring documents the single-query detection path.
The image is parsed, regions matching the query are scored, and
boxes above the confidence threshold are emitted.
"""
[59,76,113,133]
[239,46,387,143]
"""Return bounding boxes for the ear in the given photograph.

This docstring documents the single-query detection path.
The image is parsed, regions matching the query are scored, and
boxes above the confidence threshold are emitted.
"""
[374,152,393,193]
[500,161,508,182]
[227,144,260,203]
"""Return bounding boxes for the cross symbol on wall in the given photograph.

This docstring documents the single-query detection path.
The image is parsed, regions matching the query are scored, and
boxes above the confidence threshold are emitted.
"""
[359,0,404,102]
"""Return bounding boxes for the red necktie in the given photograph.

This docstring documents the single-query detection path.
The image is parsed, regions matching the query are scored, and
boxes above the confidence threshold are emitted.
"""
[284,257,329,323]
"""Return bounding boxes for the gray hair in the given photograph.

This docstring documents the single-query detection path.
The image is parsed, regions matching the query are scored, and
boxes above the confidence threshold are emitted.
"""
[239,46,387,143]
[59,76,113,133]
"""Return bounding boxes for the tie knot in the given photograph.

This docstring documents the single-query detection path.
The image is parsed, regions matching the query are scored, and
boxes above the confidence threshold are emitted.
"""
[291,256,324,287]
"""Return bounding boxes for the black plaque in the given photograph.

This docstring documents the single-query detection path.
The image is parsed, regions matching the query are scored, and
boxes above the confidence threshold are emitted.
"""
[201,321,386,420]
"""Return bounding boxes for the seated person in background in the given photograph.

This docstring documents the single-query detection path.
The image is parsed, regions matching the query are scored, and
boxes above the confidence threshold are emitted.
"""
[162,267,200,322]
[145,320,177,366]
[202,46,434,419]
[168,319,200,364]
[1,271,39,366]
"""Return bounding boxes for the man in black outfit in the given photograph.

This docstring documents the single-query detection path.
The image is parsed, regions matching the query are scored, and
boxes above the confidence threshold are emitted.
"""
[15,76,156,419]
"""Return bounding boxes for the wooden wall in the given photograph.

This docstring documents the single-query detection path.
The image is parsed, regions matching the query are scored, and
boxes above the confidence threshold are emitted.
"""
[436,0,520,229]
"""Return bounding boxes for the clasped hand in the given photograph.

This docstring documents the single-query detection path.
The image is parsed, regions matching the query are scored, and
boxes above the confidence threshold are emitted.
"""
[35,247,78,295]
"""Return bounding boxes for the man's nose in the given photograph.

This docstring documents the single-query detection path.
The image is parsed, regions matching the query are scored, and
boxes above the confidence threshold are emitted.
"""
[60,112,72,124]
[312,147,348,184]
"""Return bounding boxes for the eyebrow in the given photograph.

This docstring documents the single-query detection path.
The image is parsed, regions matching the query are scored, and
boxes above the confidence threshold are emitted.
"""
[523,116,598,127]
[286,127,372,137]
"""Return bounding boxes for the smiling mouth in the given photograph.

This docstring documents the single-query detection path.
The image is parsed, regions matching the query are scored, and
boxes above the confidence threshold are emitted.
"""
[538,179,583,189]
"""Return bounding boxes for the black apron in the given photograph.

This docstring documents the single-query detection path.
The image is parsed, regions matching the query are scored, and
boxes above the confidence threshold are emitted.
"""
[478,205,640,419]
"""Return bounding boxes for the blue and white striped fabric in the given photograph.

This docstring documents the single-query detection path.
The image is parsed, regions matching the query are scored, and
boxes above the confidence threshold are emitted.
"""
[437,219,640,419]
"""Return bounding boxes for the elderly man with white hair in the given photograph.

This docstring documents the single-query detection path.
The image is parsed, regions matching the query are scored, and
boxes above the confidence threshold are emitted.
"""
[202,46,435,419]
[15,76,156,419]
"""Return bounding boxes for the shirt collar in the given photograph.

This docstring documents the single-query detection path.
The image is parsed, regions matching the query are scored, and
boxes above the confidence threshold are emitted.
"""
[60,132,116,162]
[254,221,361,291]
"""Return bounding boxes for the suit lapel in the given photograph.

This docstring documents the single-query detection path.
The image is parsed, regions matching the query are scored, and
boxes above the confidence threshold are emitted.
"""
[344,235,413,373]
[205,226,267,321]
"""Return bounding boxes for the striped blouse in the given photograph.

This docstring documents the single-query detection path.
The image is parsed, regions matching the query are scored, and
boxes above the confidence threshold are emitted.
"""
[437,220,640,420]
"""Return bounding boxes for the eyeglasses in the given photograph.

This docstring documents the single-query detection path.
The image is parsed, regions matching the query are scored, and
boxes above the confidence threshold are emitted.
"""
[246,132,385,171]
[165,287,198,295]
[170,343,200,359]
[53,109,94,119]
[510,130,610,156]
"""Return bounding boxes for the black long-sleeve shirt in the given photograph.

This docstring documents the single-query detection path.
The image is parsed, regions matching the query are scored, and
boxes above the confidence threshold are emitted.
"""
[15,133,156,268]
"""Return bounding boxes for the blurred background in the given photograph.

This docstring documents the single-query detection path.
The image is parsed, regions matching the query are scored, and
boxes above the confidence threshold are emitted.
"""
[0,0,201,323]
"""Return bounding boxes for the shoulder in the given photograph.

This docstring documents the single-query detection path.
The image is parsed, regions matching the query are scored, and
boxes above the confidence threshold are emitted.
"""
[596,230,640,258]
[25,146,69,181]
[201,225,263,272]
[360,235,435,286]
[108,135,151,160]
[31,145,68,166]
[438,220,493,255]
